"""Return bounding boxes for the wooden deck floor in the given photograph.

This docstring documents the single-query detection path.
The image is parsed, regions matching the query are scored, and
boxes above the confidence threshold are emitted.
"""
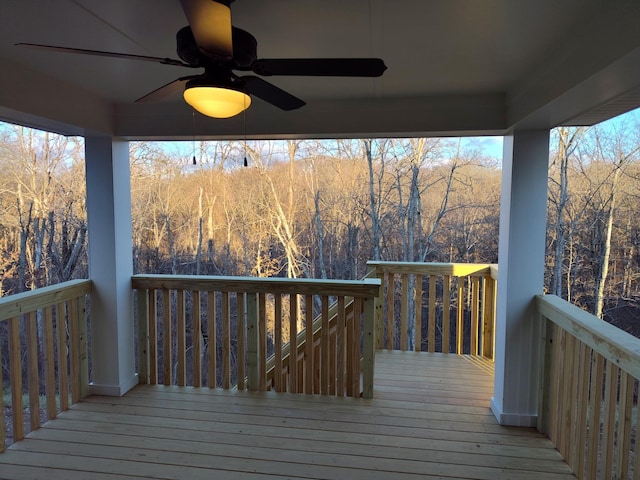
[0,352,574,479]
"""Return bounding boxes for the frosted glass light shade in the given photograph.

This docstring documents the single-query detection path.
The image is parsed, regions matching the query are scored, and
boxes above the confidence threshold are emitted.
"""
[183,86,251,118]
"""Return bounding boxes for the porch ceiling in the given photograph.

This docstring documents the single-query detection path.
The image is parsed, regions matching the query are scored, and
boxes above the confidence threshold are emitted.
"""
[1,1,639,139]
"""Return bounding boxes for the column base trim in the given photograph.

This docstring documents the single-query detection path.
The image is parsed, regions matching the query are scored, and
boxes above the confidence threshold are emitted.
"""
[490,396,538,427]
[89,373,138,397]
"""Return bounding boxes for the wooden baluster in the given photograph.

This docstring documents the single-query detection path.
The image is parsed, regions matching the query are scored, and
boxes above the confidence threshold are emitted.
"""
[428,275,435,353]
[566,336,581,471]
[482,276,495,358]
[336,296,346,397]
[162,289,172,386]
[413,275,422,352]
[274,294,283,392]
[9,316,23,442]
[68,298,80,403]
[222,291,231,389]
[566,338,586,472]
[305,295,313,394]
[26,311,40,431]
[634,378,640,478]
[400,274,408,351]
[237,292,246,390]
[78,296,88,399]
[176,290,186,386]
[314,342,321,394]
[601,361,619,477]
[320,295,330,395]
[456,278,464,354]
[559,331,574,458]
[537,318,553,436]
[586,353,604,478]
[56,302,69,411]
[289,294,298,393]
[549,326,563,446]
[353,298,362,395]
[373,269,384,350]
[329,327,336,396]
[574,342,590,479]
[346,302,354,397]
[0,321,3,451]
[246,292,258,391]
[136,288,149,385]
[362,295,376,399]
[471,276,480,355]
[386,272,394,350]
[298,357,304,392]
[616,372,633,479]
[207,291,217,387]
[148,290,158,384]
[43,305,57,420]
[415,274,422,352]
[442,275,451,353]
[192,290,202,387]
[258,293,267,391]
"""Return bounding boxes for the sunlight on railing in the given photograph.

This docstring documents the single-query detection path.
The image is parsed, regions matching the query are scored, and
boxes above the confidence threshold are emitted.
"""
[132,275,379,398]
[537,294,640,479]
[0,279,91,452]
[367,262,497,358]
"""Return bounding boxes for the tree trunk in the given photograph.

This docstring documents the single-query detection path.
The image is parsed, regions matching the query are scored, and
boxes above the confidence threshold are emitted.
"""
[196,187,204,275]
[314,191,327,279]
[364,139,381,260]
[594,168,619,318]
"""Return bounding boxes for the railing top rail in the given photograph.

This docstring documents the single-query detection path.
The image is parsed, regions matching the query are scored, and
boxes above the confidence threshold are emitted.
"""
[0,279,92,322]
[366,261,496,278]
[132,274,381,298]
[536,294,640,380]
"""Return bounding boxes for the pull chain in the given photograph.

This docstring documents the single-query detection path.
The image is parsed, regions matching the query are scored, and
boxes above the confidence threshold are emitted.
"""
[192,110,197,165]
[243,107,248,167]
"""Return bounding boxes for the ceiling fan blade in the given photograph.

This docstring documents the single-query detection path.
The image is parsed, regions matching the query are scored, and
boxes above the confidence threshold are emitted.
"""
[135,76,200,103]
[15,43,195,68]
[251,58,387,77]
[242,76,305,111]
[180,0,233,60]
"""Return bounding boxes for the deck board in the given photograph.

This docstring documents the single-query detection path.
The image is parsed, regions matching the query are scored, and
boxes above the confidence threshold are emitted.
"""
[0,352,575,479]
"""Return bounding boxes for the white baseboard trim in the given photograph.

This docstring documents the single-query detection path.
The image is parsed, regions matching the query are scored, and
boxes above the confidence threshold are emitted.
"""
[89,373,138,396]
[490,396,538,427]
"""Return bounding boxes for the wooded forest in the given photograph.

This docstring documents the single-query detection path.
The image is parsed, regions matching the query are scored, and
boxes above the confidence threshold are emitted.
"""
[0,112,639,332]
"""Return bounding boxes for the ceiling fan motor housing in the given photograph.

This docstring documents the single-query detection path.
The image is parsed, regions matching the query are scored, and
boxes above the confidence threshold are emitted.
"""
[176,25,257,70]
[176,26,201,66]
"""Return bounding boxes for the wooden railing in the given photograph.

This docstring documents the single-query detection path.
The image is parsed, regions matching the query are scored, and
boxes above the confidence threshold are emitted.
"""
[537,294,640,479]
[264,289,360,396]
[132,275,380,398]
[366,262,497,357]
[0,279,92,452]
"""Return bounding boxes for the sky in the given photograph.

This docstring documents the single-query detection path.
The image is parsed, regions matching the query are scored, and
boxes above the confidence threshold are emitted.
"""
[2,107,639,164]
[152,105,640,164]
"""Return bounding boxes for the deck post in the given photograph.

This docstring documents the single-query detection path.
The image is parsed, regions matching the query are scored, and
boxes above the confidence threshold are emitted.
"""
[491,130,549,427]
[367,264,384,350]
[85,137,137,396]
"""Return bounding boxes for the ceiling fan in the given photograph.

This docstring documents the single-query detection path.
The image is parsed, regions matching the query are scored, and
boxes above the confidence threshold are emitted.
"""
[16,0,387,118]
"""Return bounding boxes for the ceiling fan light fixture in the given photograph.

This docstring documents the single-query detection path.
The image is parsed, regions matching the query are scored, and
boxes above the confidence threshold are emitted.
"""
[183,80,251,118]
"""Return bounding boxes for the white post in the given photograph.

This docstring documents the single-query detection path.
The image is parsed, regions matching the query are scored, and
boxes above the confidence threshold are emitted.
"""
[491,130,549,427]
[85,136,137,396]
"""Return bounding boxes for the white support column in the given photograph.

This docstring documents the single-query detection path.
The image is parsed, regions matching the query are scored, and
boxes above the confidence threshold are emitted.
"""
[491,130,549,427]
[85,136,137,396]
